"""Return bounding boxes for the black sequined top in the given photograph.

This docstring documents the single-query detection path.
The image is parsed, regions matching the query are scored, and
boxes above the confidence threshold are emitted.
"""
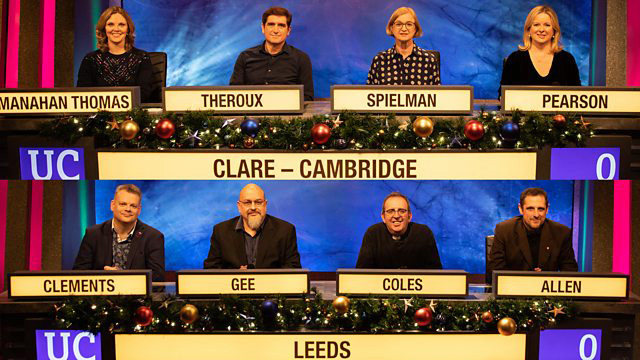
[77,48,158,103]
[367,44,441,85]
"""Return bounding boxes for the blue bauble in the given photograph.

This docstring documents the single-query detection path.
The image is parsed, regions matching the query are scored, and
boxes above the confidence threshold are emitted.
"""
[261,300,278,320]
[500,121,520,142]
[240,118,260,137]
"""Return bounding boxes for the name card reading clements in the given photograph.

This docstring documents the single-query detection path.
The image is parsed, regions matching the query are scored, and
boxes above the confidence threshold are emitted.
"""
[8,270,151,299]
[163,85,304,114]
[0,87,139,115]
[337,269,469,297]
[331,85,473,114]
[493,271,629,300]
[176,269,310,297]
[501,86,640,115]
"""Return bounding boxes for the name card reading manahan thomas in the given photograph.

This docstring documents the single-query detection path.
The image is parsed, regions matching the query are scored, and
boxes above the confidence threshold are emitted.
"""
[501,86,640,115]
[176,269,309,297]
[163,86,304,114]
[337,269,469,297]
[8,270,151,299]
[493,271,629,300]
[331,85,473,114]
[0,87,139,115]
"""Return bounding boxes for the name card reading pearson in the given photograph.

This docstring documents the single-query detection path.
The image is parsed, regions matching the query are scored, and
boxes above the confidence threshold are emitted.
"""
[501,86,640,115]
[337,269,469,297]
[493,271,629,300]
[0,87,139,115]
[8,270,151,299]
[331,85,473,114]
[163,85,304,114]
[176,269,310,297]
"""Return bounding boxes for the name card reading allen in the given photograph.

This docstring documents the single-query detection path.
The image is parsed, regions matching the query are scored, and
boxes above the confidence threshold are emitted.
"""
[176,270,310,297]
[8,270,151,299]
[163,85,304,114]
[337,270,469,297]
[501,86,640,115]
[493,271,629,299]
[0,87,139,115]
[331,85,473,114]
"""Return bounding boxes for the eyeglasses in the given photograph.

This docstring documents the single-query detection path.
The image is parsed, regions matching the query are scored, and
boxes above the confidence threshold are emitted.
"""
[239,200,265,207]
[384,208,408,216]
[393,22,415,30]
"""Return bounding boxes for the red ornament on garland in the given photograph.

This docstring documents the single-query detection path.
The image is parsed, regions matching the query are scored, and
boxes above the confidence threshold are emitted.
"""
[414,307,433,327]
[481,311,494,323]
[155,118,176,139]
[134,306,154,326]
[464,120,485,141]
[552,114,566,127]
[311,123,331,145]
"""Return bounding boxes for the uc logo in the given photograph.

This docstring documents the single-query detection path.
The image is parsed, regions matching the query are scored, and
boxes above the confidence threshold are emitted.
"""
[19,148,85,180]
[36,330,101,360]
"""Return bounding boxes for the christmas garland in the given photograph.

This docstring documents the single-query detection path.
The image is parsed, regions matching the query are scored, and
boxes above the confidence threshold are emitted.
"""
[54,292,575,336]
[39,109,593,151]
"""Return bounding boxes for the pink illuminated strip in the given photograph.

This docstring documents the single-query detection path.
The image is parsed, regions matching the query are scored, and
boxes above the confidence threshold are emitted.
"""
[628,0,640,85]
[28,181,43,270]
[0,181,7,291]
[612,180,631,274]
[39,0,56,87]
[6,0,20,88]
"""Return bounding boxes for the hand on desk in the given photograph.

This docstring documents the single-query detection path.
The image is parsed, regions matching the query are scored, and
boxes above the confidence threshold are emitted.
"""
[104,266,120,271]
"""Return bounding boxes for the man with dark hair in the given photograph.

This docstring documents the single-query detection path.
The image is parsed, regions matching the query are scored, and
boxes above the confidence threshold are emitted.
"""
[488,187,578,273]
[229,6,314,101]
[73,184,165,281]
[356,192,442,269]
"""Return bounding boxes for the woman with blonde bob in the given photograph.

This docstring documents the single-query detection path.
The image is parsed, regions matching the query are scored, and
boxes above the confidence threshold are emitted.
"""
[500,5,580,86]
[367,7,440,85]
[77,6,158,102]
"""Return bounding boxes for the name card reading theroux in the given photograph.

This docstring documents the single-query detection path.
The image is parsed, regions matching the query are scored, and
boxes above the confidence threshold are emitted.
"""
[176,270,310,297]
[337,269,469,297]
[163,86,304,114]
[0,87,139,114]
[501,86,640,115]
[493,271,629,299]
[331,85,473,114]
[8,270,151,299]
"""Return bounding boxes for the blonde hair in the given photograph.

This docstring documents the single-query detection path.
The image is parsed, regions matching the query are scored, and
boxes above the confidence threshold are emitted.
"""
[518,5,563,53]
[95,6,136,52]
[386,7,423,38]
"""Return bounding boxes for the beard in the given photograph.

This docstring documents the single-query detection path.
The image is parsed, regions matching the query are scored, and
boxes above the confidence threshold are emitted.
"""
[246,213,265,230]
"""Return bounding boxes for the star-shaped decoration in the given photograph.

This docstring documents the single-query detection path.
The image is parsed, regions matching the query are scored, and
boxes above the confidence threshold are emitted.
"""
[548,306,565,318]
[221,118,237,128]
[403,298,413,313]
[332,115,343,129]
[185,130,202,144]
[398,121,409,131]
[429,299,438,312]
[107,117,119,130]
[159,299,172,309]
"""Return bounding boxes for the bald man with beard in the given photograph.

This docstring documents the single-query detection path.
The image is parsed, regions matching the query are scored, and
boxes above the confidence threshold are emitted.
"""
[203,184,302,269]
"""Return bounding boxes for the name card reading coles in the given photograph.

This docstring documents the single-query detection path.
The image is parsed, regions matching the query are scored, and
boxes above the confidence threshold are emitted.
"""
[492,271,629,300]
[0,87,139,115]
[163,86,304,114]
[8,270,151,299]
[501,86,640,115]
[331,85,473,114]
[176,269,310,297]
[337,269,469,297]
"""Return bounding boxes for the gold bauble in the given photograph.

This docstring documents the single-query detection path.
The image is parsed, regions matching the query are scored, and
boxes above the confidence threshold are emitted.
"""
[412,116,434,138]
[179,304,199,324]
[332,296,350,314]
[120,119,140,140]
[497,317,517,336]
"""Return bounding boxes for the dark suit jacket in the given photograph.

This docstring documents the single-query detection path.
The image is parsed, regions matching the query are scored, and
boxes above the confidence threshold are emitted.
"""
[488,216,578,274]
[203,215,301,269]
[72,219,165,281]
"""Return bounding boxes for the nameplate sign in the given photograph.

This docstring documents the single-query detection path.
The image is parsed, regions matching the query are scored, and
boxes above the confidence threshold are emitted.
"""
[501,86,640,115]
[331,85,473,114]
[163,86,304,114]
[0,87,139,115]
[337,269,469,297]
[8,270,151,299]
[176,269,310,297]
[493,271,629,300]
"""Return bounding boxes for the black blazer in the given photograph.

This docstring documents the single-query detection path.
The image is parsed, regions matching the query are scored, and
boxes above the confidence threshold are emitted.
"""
[72,219,165,281]
[488,216,578,273]
[203,215,302,269]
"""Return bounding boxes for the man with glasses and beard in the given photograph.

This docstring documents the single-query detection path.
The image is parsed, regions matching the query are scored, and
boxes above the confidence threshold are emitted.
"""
[356,192,442,269]
[204,184,302,269]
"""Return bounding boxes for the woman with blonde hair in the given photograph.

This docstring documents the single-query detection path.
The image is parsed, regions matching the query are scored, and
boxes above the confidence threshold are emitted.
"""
[500,5,580,86]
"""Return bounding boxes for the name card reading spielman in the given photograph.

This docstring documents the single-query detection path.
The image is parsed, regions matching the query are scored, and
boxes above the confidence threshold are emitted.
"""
[163,86,304,114]
[0,87,139,115]
[337,269,469,297]
[8,270,151,299]
[331,85,473,114]
[493,271,629,300]
[501,86,640,115]
[176,270,310,297]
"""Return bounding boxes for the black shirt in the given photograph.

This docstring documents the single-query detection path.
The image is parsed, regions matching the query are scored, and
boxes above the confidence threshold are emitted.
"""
[366,44,440,85]
[525,224,542,269]
[234,216,267,267]
[500,49,581,87]
[229,42,314,101]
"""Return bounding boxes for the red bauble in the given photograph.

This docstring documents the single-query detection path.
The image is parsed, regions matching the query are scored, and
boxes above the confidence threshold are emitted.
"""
[414,307,433,327]
[464,120,485,141]
[481,311,494,323]
[552,114,566,127]
[134,306,154,326]
[155,118,176,139]
[311,123,331,145]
